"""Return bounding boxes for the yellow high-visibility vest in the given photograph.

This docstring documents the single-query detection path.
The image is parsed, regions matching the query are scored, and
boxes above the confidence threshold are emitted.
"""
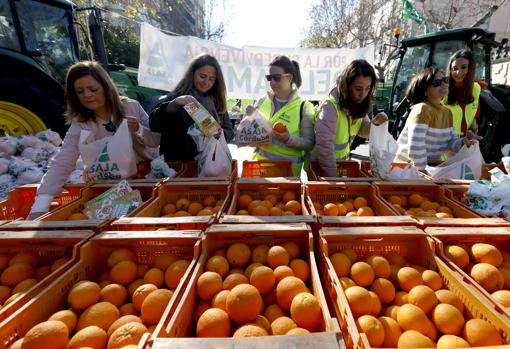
[444,82,481,136]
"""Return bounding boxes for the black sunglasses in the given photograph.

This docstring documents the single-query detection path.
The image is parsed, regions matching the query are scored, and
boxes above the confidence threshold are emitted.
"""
[265,74,289,82]
[431,77,449,87]
[103,121,117,133]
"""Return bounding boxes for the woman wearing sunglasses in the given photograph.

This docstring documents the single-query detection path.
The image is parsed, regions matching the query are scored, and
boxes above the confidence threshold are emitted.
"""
[246,55,315,176]
[149,54,234,161]
[443,49,481,137]
[312,59,387,177]
[29,61,160,219]
[395,66,480,169]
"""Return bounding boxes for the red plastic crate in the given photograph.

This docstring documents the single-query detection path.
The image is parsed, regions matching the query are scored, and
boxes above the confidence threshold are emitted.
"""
[242,160,294,178]
[307,160,377,182]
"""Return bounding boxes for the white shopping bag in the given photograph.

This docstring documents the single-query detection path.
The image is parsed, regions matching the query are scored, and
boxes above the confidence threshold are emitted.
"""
[198,132,232,178]
[236,110,272,146]
[426,143,483,180]
[369,122,398,178]
[79,120,137,180]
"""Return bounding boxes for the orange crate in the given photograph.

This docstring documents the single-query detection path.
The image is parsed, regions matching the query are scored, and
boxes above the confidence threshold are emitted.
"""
[221,178,314,223]
[151,223,341,347]
[112,181,231,231]
[1,182,158,232]
[307,160,377,182]
[170,160,238,182]
[242,160,294,178]
[373,181,509,228]
[427,226,510,323]
[120,160,185,182]
[318,226,510,349]
[0,184,83,220]
[0,230,201,349]
[0,230,92,323]
[306,182,415,227]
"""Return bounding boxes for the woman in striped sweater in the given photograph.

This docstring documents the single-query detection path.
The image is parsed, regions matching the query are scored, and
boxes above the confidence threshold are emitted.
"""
[395,66,479,170]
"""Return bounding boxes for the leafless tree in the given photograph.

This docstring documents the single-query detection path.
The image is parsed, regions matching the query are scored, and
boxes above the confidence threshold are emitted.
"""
[201,0,233,42]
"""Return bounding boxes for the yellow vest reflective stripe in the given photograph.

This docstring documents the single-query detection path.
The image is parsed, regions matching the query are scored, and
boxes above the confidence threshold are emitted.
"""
[309,95,363,160]
[444,82,481,136]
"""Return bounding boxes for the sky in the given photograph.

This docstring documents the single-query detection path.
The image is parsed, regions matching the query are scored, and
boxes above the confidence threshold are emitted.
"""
[220,0,316,48]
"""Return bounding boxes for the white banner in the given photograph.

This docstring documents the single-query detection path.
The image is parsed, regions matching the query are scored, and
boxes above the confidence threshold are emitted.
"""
[139,23,375,100]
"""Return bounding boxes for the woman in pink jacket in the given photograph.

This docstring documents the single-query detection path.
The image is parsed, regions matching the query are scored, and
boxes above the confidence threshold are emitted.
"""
[29,61,160,218]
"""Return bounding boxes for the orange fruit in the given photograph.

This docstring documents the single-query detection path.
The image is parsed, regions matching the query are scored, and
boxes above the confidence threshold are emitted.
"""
[110,260,137,286]
[397,267,423,292]
[398,330,435,348]
[107,322,147,348]
[330,252,351,277]
[140,289,173,325]
[276,276,308,310]
[357,206,375,216]
[67,325,107,349]
[100,283,128,307]
[13,278,37,293]
[187,202,203,216]
[119,303,137,316]
[289,259,310,282]
[396,304,430,334]
[432,303,465,335]
[422,270,443,291]
[408,285,438,314]
[161,203,176,216]
[471,243,503,267]
[286,327,310,335]
[67,280,101,311]
[463,318,503,346]
[394,291,409,305]
[226,284,263,324]
[50,257,68,273]
[206,256,230,278]
[356,315,385,347]
[264,303,287,323]
[370,278,395,303]
[244,263,263,279]
[267,246,290,269]
[251,245,269,264]
[271,316,297,335]
[368,291,382,316]
[290,292,321,331]
[197,271,223,300]
[492,289,510,308]
[252,205,270,216]
[336,203,348,216]
[269,206,283,216]
[194,300,211,321]
[408,194,424,208]
[339,277,356,290]
[236,209,249,215]
[196,308,231,337]
[323,203,339,216]
[445,245,469,268]
[203,196,218,207]
[342,200,354,213]
[34,265,50,280]
[21,320,68,349]
[435,289,464,313]
[282,191,296,204]
[379,316,402,347]
[197,208,214,216]
[211,289,230,312]
[226,243,251,268]
[223,273,249,290]
[274,265,295,284]
[273,122,287,133]
[436,334,471,348]
[350,261,375,287]
[164,259,190,289]
[385,305,400,320]
[233,324,268,337]
[48,309,78,333]
[367,255,391,278]
[264,194,278,205]
[68,212,88,220]
[387,195,402,206]
[353,196,368,209]
[127,279,144,298]
[260,199,274,209]
[386,252,405,267]
[9,252,38,267]
[175,198,190,211]
[470,263,499,292]
[107,315,143,337]
[76,301,120,331]
[250,266,275,294]
[284,200,302,215]
[143,268,165,288]
[344,286,372,317]
[237,194,253,210]
[1,263,33,287]
[132,283,158,311]
[247,200,263,214]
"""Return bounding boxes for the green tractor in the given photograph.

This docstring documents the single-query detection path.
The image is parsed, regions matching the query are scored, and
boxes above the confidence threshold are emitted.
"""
[0,0,162,137]
[375,27,510,163]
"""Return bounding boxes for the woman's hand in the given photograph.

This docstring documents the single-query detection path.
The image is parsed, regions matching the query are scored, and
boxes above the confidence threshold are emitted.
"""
[125,115,140,132]
[245,105,256,116]
[372,112,388,125]
[173,95,197,107]
[463,129,483,147]
[273,129,290,142]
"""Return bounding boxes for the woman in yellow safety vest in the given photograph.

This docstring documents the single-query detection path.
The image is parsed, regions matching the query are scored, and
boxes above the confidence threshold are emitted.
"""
[443,49,481,136]
[247,56,315,176]
[312,60,387,177]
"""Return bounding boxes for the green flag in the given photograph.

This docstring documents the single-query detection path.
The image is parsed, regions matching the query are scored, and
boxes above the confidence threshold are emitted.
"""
[402,0,429,33]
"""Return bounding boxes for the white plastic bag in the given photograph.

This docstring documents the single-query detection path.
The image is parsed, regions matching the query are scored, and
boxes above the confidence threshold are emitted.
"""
[0,158,9,174]
[8,156,37,176]
[369,122,398,178]
[187,124,208,152]
[465,168,510,216]
[236,110,272,146]
[79,120,137,181]
[146,155,177,179]
[16,166,44,185]
[426,143,483,180]
[21,147,51,163]
[36,129,62,146]
[198,133,232,178]
[0,137,17,157]
[0,174,14,200]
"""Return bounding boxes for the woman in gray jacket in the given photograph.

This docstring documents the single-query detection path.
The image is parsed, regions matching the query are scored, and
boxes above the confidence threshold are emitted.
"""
[29,61,160,218]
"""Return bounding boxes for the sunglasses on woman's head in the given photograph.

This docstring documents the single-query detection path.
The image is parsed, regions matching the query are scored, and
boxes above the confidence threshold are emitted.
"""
[265,74,289,82]
[431,77,449,87]
[103,121,117,133]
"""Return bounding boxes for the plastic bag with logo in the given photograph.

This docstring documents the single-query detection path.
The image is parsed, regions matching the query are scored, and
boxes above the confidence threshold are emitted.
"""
[235,110,272,147]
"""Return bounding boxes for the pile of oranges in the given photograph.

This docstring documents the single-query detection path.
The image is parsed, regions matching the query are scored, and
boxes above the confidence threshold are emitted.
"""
[194,241,322,337]
[160,195,223,218]
[329,248,503,348]
[384,194,455,218]
[313,196,375,217]
[445,242,510,310]
[0,251,70,310]
[8,248,190,349]
[235,191,302,216]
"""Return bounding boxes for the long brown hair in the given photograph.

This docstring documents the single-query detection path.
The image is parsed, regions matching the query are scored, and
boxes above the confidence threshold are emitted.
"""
[269,55,302,88]
[445,49,476,104]
[172,54,227,113]
[406,66,441,105]
[65,61,124,125]
[332,59,376,119]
